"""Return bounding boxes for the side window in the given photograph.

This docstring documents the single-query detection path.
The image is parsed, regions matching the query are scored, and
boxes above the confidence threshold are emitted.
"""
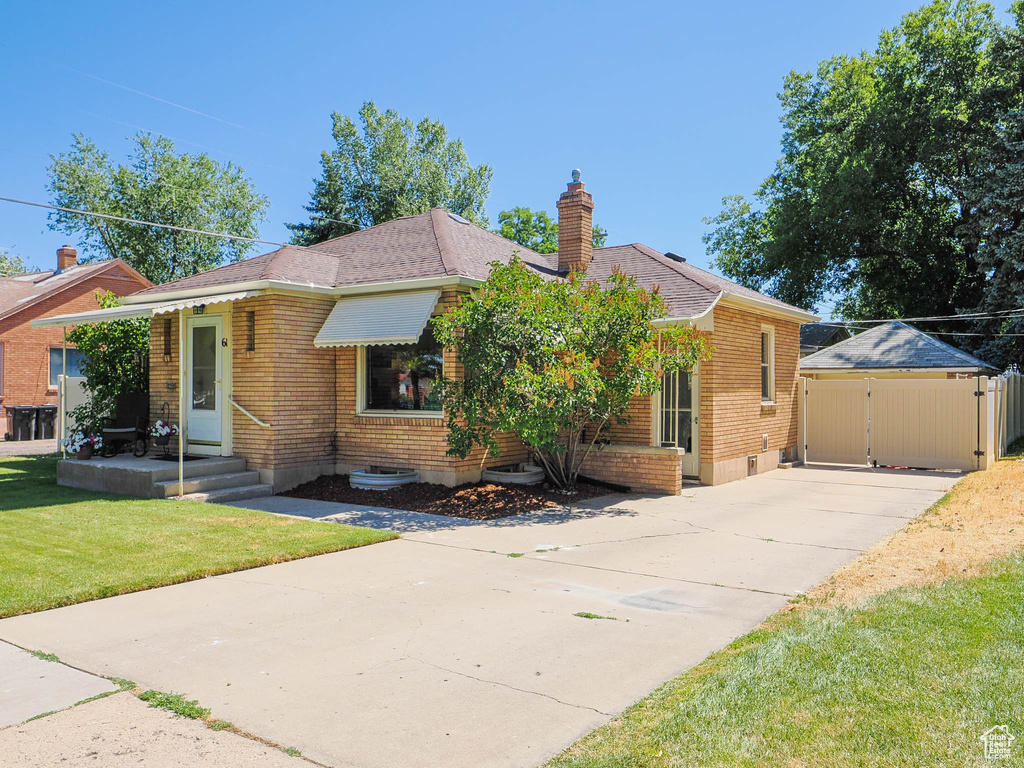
[761,328,775,402]
[49,347,86,387]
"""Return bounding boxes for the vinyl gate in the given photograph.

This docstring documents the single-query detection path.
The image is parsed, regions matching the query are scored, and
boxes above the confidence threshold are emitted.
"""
[799,374,1024,472]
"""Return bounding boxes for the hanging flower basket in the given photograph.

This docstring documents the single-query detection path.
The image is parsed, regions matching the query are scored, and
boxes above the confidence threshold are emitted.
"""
[148,420,179,447]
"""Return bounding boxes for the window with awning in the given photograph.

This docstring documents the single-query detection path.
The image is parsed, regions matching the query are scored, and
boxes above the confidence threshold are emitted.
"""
[313,289,441,347]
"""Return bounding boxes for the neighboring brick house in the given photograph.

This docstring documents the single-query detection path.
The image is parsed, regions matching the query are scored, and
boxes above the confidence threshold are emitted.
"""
[0,246,152,438]
[39,175,816,493]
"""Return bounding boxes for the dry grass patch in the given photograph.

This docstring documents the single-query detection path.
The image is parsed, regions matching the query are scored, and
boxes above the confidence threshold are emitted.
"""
[806,459,1024,607]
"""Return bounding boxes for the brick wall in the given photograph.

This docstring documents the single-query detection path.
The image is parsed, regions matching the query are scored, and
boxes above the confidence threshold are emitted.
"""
[603,394,653,444]
[148,315,180,452]
[1,268,150,428]
[580,446,682,494]
[700,303,800,464]
[259,295,337,470]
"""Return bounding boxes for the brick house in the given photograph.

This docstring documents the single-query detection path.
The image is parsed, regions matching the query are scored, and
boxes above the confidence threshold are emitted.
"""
[38,176,816,493]
[0,246,152,438]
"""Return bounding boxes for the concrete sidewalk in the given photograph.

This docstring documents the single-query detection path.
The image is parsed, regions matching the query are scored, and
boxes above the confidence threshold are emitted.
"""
[0,439,58,457]
[0,640,116,728]
[0,465,959,768]
[0,693,304,767]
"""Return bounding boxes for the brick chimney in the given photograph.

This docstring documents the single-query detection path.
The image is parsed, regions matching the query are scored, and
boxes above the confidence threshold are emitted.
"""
[556,169,595,274]
[56,245,78,271]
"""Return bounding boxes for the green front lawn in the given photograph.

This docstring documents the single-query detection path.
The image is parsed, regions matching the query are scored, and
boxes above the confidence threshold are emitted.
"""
[0,455,396,618]
[549,552,1024,767]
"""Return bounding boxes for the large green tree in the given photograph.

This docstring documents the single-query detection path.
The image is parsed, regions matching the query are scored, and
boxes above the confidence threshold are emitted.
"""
[704,0,1017,334]
[288,101,492,245]
[963,4,1024,369]
[433,257,709,491]
[47,133,269,284]
[0,249,28,277]
[495,206,608,253]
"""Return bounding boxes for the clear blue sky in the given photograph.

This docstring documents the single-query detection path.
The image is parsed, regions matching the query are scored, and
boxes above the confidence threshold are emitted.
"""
[3,0,1011,306]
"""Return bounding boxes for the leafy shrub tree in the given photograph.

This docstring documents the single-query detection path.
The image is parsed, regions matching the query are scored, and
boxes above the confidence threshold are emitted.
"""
[0,249,28,277]
[433,257,710,491]
[65,292,150,431]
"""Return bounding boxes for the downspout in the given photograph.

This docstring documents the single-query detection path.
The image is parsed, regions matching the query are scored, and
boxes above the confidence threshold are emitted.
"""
[178,309,184,498]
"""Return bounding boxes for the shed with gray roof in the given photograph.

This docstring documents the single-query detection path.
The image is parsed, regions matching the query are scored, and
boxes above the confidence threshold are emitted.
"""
[799,321,999,379]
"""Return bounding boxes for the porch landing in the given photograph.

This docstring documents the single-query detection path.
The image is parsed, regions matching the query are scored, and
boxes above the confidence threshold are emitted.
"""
[57,454,273,502]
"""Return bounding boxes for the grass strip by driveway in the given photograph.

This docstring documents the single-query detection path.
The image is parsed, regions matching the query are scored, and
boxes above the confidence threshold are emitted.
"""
[550,462,1024,767]
[550,552,1024,767]
[0,455,396,618]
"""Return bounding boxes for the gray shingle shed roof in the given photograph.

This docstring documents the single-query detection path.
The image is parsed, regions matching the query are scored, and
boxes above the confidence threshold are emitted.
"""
[800,321,999,372]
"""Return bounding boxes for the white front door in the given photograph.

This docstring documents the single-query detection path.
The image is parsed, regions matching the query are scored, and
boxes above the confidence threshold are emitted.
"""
[186,315,223,454]
[658,367,700,477]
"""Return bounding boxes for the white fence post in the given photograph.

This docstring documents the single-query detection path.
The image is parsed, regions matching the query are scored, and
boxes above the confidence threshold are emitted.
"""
[797,376,807,463]
[984,377,996,470]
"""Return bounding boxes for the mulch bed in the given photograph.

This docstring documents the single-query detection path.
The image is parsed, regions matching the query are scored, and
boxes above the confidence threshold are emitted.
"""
[282,475,610,520]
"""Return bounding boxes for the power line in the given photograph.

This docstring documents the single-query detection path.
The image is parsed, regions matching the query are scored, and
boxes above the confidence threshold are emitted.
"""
[838,307,1024,324]
[0,191,363,245]
[0,83,306,179]
[2,43,313,152]
[0,194,297,249]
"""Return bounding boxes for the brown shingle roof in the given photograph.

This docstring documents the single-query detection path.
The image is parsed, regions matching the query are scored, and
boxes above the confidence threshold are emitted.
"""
[0,260,150,322]
[133,209,806,319]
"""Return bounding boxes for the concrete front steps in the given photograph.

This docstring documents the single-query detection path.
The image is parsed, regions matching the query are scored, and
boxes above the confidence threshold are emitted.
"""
[153,459,272,502]
[57,454,272,502]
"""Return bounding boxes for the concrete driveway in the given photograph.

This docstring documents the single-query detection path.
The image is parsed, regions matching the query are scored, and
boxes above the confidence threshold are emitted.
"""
[0,465,958,768]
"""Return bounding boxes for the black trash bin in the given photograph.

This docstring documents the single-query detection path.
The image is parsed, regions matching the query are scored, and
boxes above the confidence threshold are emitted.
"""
[36,405,58,440]
[10,406,37,442]
[3,406,12,441]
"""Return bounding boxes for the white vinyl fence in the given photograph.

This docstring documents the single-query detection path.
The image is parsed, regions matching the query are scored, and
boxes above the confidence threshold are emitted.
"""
[799,373,1024,472]
[58,375,89,441]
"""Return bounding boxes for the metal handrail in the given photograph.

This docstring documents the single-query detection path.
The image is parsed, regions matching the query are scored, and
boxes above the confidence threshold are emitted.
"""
[228,396,270,428]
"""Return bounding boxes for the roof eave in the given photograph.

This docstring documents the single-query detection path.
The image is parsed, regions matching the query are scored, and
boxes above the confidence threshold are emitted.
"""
[123,275,482,305]
[718,292,819,323]
[799,365,995,374]
[653,292,723,328]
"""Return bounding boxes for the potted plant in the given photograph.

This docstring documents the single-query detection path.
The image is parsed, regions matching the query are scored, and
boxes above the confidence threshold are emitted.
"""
[63,431,103,460]
[148,420,180,454]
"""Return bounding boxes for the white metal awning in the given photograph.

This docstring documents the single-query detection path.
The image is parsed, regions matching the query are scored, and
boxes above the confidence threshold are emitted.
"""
[314,289,441,347]
[31,291,260,328]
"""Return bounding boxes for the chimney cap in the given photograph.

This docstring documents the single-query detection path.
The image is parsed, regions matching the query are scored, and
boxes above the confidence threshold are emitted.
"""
[571,169,581,183]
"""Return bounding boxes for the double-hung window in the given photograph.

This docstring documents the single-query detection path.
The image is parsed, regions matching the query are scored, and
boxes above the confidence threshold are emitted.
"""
[760,327,775,403]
